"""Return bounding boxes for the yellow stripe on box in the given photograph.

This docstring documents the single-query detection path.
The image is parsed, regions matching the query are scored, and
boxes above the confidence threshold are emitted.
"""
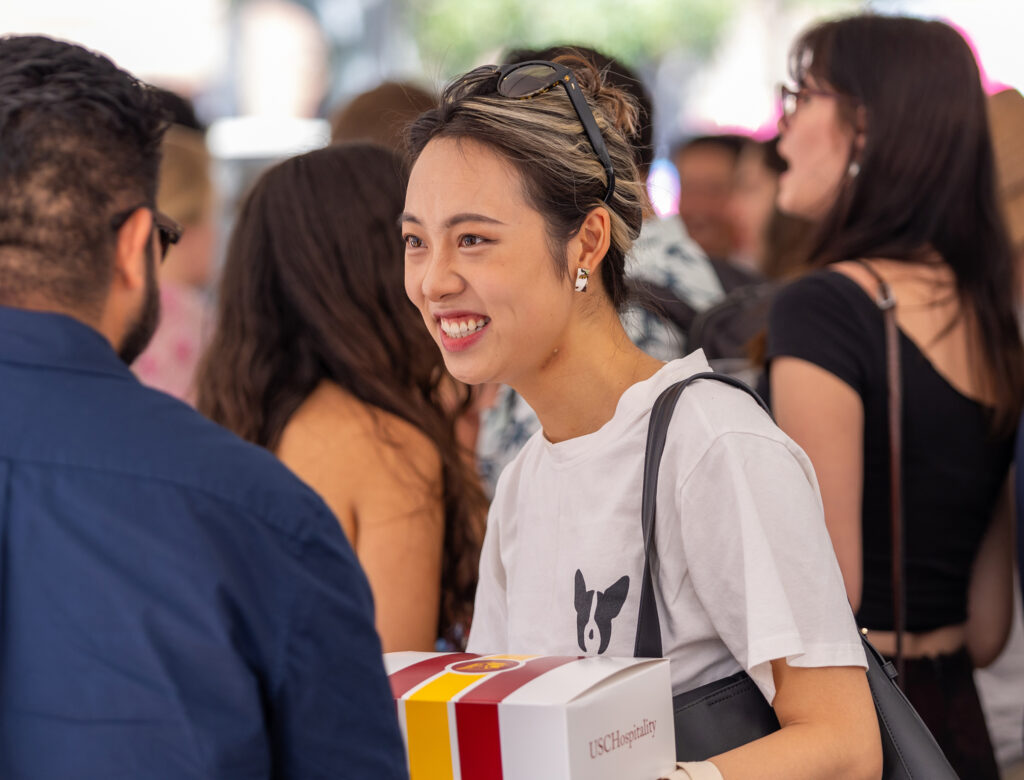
[406,671,487,779]
[403,656,535,779]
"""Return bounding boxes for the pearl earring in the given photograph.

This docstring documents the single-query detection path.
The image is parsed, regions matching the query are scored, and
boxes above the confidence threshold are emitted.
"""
[848,160,861,178]
[575,267,589,293]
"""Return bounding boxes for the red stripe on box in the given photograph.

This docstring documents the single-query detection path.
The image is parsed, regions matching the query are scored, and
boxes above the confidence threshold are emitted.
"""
[389,653,476,699]
[454,656,579,780]
[459,655,579,704]
[454,702,503,780]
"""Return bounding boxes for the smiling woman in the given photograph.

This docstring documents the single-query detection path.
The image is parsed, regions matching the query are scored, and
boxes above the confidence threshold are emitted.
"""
[402,56,882,779]
[403,137,602,393]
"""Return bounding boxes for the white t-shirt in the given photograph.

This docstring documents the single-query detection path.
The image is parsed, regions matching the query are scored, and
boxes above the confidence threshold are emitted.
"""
[467,352,865,703]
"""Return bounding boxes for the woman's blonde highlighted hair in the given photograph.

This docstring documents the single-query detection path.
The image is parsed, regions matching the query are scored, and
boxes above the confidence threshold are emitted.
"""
[407,55,650,309]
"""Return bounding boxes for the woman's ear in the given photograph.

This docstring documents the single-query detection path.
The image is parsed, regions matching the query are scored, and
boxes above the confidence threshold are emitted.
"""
[566,206,612,282]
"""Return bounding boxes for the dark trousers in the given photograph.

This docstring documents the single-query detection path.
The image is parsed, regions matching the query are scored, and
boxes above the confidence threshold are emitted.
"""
[892,647,999,780]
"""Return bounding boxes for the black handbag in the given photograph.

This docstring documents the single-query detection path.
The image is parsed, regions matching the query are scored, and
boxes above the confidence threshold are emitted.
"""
[634,370,959,779]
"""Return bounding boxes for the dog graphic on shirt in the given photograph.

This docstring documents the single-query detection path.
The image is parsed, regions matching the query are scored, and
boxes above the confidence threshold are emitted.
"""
[574,569,629,654]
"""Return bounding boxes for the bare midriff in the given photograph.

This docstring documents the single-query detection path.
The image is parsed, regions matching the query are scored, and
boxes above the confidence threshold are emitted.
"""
[863,623,966,659]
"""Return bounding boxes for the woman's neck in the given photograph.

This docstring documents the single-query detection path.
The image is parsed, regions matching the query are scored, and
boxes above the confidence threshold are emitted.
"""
[512,306,664,444]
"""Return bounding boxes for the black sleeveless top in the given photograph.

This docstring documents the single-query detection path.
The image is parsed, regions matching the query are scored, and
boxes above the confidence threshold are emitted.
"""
[762,270,1014,631]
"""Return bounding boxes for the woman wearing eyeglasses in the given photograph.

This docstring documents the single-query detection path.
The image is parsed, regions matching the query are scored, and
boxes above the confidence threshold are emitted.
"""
[764,16,1024,778]
[402,57,880,779]
[196,143,487,653]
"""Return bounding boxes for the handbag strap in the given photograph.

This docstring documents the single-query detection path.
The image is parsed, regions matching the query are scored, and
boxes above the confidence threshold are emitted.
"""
[852,260,905,685]
[634,371,771,658]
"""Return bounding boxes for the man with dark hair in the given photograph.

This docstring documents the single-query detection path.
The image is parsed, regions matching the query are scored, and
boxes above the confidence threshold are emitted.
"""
[671,133,749,262]
[0,36,406,779]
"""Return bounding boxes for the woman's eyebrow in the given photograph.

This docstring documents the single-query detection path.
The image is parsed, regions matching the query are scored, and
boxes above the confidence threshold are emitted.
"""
[397,212,507,229]
[443,213,506,229]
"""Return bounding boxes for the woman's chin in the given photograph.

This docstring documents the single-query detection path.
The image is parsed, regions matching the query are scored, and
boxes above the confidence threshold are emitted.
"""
[442,358,493,387]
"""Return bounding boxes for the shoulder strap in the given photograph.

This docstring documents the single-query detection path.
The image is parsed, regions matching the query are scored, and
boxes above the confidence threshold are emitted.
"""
[634,371,771,658]
[852,259,905,684]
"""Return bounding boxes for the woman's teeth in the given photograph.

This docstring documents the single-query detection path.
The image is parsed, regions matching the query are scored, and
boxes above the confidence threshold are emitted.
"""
[440,317,489,338]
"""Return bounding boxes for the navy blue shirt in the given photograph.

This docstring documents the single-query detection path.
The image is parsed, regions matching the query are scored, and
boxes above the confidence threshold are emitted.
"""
[0,306,407,779]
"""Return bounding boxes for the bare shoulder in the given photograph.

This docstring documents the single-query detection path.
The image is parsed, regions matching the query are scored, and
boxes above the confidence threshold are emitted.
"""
[277,381,364,466]
[830,257,955,297]
[279,381,440,475]
[828,259,896,300]
[361,400,443,481]
[275,382,442,528]
[828,257,985,400]
[829,259,873,286]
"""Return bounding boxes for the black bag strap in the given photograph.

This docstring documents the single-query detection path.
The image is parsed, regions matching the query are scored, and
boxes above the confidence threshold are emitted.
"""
[851,260,906,685]
[634,371,771,658]
[631,368,959,779]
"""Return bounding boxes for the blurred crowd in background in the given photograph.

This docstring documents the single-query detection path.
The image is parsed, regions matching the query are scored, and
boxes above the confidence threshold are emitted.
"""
[8,0,1024,237]
[8,2,1024,777]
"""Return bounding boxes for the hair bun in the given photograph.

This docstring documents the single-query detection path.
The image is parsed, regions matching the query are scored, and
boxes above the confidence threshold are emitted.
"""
[553,53,640,140]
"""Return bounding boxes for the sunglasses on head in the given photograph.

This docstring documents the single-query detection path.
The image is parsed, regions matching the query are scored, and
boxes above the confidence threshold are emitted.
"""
[491,60,616,204]
[110,203,183,262]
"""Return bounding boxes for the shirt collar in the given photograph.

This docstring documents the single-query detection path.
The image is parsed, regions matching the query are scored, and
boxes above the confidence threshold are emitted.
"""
[0,304,134,380]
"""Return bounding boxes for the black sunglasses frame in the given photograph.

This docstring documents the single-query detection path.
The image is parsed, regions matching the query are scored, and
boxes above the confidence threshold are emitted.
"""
[110,202,183,262]
[495,60,616,204]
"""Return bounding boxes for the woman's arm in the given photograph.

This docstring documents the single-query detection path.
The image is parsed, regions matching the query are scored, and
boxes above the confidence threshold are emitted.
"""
[669,385,880,778]
[668,406,879,778]
[710,661,882,780]
[770,355,866,609]
[965,471,1015,667]
[350,422,444,653]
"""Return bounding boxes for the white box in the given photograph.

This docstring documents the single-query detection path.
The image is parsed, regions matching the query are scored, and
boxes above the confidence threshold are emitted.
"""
[385,652,676,780]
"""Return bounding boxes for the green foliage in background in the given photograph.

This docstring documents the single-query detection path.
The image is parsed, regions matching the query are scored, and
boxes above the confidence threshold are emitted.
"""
[406,0,739,76]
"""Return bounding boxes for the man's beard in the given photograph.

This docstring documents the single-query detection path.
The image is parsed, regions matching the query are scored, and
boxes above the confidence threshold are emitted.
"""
[120,242,161,365]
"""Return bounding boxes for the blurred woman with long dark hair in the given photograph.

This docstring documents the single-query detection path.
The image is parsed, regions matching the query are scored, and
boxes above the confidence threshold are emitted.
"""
[197,143,486,652]
[765,16,1024,777]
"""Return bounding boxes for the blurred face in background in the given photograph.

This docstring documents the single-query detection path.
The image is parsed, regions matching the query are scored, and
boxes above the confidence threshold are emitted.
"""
[157,127,217,290]
[673,143,738,259]
[776,79,855,221]
[161,213,216,289]
[728,144,778,268]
